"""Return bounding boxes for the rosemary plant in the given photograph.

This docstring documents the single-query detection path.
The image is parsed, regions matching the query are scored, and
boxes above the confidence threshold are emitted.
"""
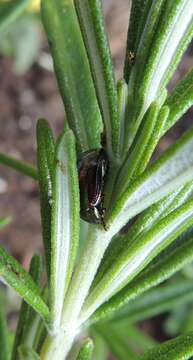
[1,0,193,359]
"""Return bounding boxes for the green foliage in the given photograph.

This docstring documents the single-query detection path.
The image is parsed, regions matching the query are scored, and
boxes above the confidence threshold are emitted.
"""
[36,119,55,279]
[0,152,37,180]
[91,229,193,323]
[94,322,138,360]
[49,128,80,332]
[94,321,156,359]
[41,0,103,153]
[18,345,40,360]
[113,279,193,323]
[12,254,43,360]
[74,0,119,162]
[0,247,49,322]
[76,338,94,360]
[164,67,193,133]
[89,328,108,360]
[1,0,193,359]
[0,0,32,33]
[0,301,9,360]
[139,332,193,359]
[0,217,11,230]
[0,14,41,75]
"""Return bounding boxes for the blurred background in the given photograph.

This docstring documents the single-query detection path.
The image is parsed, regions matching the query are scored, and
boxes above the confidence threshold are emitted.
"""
[0,0,193,356]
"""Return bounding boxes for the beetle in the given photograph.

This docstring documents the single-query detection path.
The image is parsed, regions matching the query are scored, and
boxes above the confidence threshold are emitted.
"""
[78,149,109,229]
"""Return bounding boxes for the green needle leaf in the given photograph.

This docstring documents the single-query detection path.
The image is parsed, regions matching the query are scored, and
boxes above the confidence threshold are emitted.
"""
[125,0,193,151]
[95,322,138,360]
[124,0,166,150]
[91,230,193,324]
[117,102,161,190]
[0,300,9,360]
[0,153,37,180]
[0,216,11,230]
[75,0,119,162]
[118,323,157,351]
[117,80,129,160]
[109,127,193,235]
[139,331,193,360]
[140,0,193,115]
[41,0,103,153]
[36,119,55,279]
[50,129,79,332]
[124,0,153,82]
[81,198,193,323]
[135,105,169,176]
[164,67,193,134]
[0,247,49,322]
[89,328,108,360]
[128,0,165,95]
[76,338,94,360]
[18,345,40,360]
[92,181,193,291]
[0,0,32,33]
[12,254,43,360]
[114,279,193,324]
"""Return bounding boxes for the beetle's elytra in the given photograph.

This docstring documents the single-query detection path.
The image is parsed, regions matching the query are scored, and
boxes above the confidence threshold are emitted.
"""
[78,149,109,228]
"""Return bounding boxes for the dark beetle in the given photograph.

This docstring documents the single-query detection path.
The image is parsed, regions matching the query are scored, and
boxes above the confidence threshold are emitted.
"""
[78,149,109,228]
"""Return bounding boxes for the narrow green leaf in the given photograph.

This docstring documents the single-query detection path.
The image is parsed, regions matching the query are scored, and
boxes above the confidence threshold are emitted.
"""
[61,225,110,333]
[76,338,94,360]
[0,302,9,360]
[0,247,49,321]
[12,254,43,360]
[126,181,193,241]
[124,0,153,82]
[95,323,138,360]
[117,102,160,190]
[18,345,40,360]
[114,279,193,324]
[125,0,193,151]
[102,80,129,209]
[75,0,119,162]
[89,328,108,360]
[159,5,193,96]
[104,320,156,353]
[62,129,193,331]
[164,68,193,134]
[139,331,193,360]
[41,0,103,153]
[50,129,79,332]
[80,198,193,323]
[128,0,165,96]
[117,80,129,160]
[0,216,11,230]
[33,318,47,354]
[0,0,32,33]
[92,181,193,291]
[109,127,193,235]
[0,152,37,180]
[36,119,55,279]
[124,323,156,351]
[136,105,169,175]
[124,0,166,150]
[91,231,193,324]
[140,0,193,114]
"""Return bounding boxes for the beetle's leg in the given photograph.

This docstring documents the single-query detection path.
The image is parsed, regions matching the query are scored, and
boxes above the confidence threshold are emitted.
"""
[99,207,108,231]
